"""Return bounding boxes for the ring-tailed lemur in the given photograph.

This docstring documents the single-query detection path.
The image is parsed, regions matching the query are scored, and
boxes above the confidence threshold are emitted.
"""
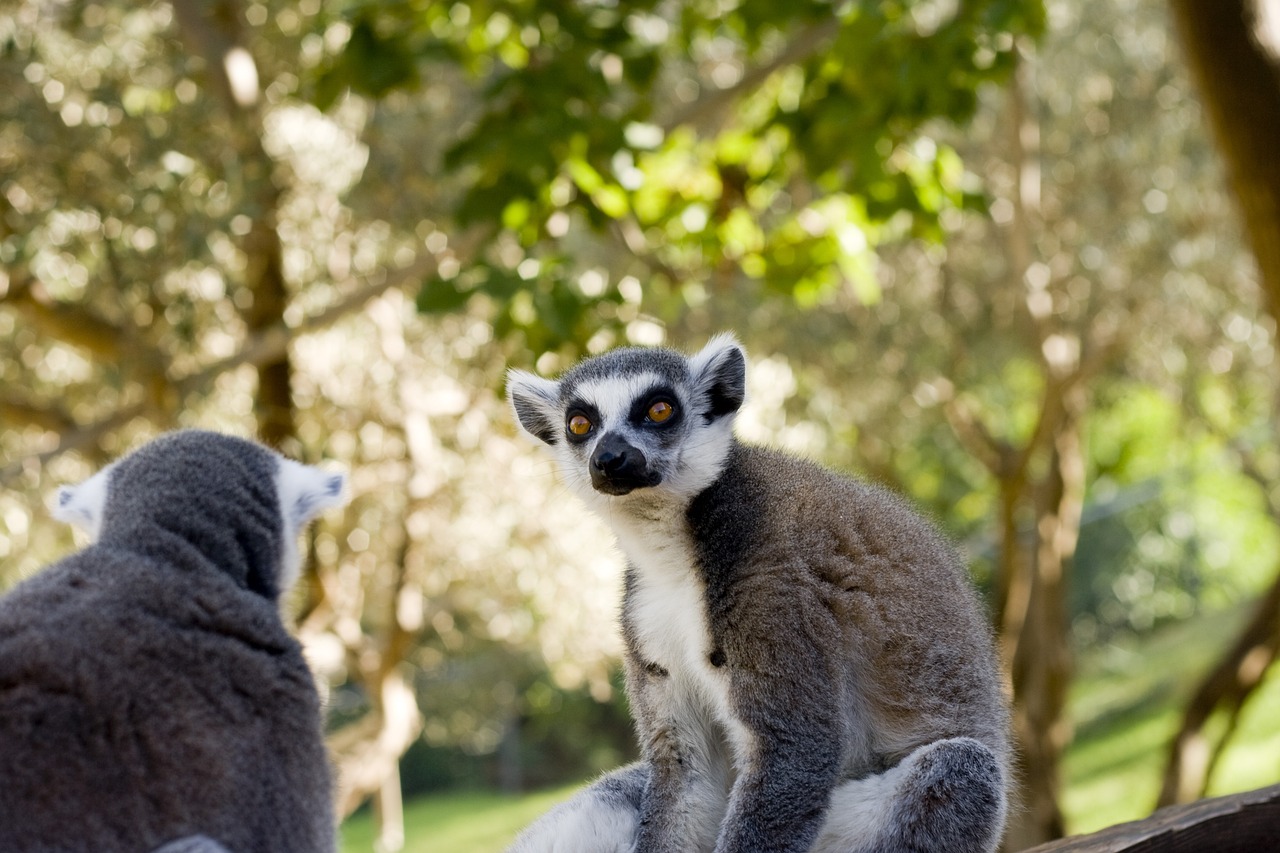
[0,430,347,853]
[506,335,1011,853]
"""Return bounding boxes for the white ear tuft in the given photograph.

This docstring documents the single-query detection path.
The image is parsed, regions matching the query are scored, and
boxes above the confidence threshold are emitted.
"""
[691,332,742,364]
[688,333,747,419]
[50,465,114,542]
[274,457,347,597]
[506,368,563,445]
[276,458,349,533]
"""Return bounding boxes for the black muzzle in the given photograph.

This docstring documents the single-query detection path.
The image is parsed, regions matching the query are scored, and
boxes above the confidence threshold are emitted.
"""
[590,434,661,495]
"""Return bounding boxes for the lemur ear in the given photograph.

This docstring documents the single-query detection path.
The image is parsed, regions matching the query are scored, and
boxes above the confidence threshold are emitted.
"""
[507,369,563,445]
[689,333,747,419]
[276,457,348,535]
[51,465,114,542]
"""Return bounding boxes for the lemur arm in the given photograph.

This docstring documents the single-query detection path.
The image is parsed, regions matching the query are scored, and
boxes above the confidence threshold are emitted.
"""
[713,716,841,853]
[711,582,845,853]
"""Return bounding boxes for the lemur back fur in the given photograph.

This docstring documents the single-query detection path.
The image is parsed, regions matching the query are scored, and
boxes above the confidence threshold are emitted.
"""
[0,430,346,853]
[506,334,1010,853]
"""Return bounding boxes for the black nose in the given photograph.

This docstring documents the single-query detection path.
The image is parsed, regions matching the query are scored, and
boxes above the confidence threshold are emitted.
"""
[590,434,653,494]
[594,444,630,474]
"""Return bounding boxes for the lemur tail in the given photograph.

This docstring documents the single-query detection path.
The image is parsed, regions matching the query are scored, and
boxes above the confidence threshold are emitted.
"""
[811,737,1007,853]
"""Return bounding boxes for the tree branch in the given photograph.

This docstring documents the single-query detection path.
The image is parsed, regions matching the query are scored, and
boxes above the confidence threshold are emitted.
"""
[0,395,78,433]
[0,227,488,486]
[660,17,842,133]
[943,397,1012,476]
[4,276,162,369]
[1026,782,1280,852]
[1157,575,1280,807]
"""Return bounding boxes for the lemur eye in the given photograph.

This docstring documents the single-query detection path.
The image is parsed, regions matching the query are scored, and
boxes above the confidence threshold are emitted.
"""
[568,414,593,436]
[647,401,675,423]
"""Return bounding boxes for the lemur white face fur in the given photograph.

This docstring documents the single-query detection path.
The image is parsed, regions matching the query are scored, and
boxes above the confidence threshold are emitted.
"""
[52,443,345,594]
[506,333,747,511]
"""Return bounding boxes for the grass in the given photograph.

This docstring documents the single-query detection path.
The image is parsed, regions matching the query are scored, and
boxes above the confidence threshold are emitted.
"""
[340,784,581,853]
[341,607,1280,852]
[1062,605,1280,834]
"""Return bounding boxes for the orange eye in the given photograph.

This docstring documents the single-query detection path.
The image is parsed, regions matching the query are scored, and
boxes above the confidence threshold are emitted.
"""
[647,401,674,423]
[568,414,593,436]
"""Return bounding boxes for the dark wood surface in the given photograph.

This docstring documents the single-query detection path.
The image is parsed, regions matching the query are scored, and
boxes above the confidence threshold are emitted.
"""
[1021,783,1280,852]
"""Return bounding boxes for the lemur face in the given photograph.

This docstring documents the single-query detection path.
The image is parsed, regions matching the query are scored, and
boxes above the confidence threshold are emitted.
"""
[508,334,747,506]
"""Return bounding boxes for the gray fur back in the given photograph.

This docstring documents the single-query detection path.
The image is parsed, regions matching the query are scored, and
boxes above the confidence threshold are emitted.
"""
[0,431,337,853]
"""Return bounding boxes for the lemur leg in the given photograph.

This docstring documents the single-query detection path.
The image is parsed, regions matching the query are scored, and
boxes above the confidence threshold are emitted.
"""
[506,763,647,853]
[811,737,1006,853]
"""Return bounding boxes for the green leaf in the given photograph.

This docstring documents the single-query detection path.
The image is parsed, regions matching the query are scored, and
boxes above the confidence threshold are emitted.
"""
[416,280,471,314]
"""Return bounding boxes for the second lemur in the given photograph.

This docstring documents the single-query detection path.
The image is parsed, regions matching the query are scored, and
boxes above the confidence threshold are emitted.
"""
[506,334,1011,853]
[0,430,346,853]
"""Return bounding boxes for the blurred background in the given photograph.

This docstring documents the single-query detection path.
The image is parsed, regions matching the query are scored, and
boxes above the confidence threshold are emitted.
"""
[3,0,1279,850]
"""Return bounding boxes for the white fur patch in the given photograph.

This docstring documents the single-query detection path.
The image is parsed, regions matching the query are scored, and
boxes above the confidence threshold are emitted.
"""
[618,518,755,769]
[572,373,666,430]
[274,457,348,592]
[507,789,637,853]
[626,533,709,673]
[51,464,114,542]
[663,416,735,503]
[810,760,906,850]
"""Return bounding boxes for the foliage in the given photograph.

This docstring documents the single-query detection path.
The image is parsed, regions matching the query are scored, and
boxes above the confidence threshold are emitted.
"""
[315,0,1043,351]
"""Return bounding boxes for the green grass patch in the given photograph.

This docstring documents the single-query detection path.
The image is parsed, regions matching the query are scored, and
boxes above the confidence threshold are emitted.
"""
[1063,606,1280,834]
[340,784,582,853]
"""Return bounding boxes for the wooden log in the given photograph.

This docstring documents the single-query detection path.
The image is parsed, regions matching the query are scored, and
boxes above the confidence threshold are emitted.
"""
[1021,783,1280,852]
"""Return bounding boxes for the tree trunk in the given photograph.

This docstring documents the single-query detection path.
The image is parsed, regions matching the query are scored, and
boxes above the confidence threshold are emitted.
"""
[991,43,1078,850]
[1005,384,1086,850]
[170,0,294,452]
[318,294,431,831]
[950,378,1088,851]
[329,668,424,819]
[373,762,406,853]
[499,709,525,795]
[1169,0,1280,309]
[243,200,295,452]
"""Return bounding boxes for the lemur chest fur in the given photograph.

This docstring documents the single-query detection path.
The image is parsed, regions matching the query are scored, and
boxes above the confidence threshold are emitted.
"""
[618,521,740,732]
[629,555,712,677]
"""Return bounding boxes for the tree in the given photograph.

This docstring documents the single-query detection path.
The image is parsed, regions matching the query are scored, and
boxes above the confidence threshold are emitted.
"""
[1159,0,1280,808]
[330,0,1043,351]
